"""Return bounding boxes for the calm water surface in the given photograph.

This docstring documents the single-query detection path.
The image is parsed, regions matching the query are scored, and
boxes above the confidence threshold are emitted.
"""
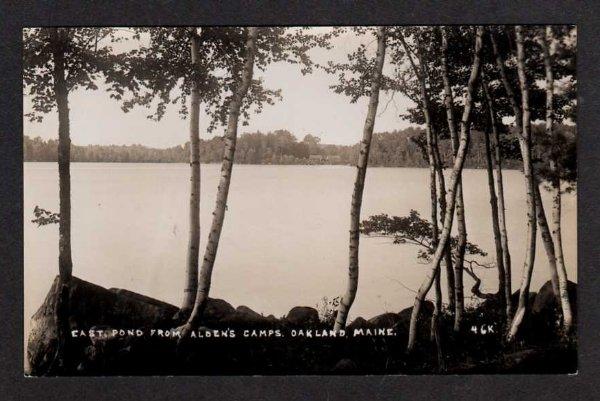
[24,163,577,337]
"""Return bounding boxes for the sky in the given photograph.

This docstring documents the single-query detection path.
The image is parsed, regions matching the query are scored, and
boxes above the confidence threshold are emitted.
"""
[23,28,416,148]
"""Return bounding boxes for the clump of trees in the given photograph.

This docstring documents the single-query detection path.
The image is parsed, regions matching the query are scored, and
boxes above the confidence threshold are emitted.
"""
[25,126,532,167]
[327,24,575,362]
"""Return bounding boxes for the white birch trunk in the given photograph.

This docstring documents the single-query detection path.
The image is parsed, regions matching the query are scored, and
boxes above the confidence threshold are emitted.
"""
[491,31,561,329]
[334,27,387,330]
[552,187,573,332]
[180,31,202,316]
[184,27,258,329]
[399,32,446,343]
[407,27,484,352]
[482,78,513,322]
[541,26,573,332]
[534,184,560,296]
[507,26,538,341]
[482,79,507,314]
[440,27,468,331]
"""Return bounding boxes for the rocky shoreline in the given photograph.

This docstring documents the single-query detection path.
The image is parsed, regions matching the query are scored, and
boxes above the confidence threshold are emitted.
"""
[26,276,577,375]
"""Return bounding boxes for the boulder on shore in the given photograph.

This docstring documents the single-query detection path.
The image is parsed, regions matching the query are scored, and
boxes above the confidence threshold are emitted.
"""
[27,275,236,375]
[28,276,178,375]
[347,317,370,331]
[532,280,577,319]
[285,306,320,326]
[219,305,273,326]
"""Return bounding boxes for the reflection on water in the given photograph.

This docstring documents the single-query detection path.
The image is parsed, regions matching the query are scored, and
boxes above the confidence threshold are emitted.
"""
[24,163,576,336]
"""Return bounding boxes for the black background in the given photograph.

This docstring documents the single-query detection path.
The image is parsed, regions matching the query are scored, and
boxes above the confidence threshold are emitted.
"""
[1,1,598,400]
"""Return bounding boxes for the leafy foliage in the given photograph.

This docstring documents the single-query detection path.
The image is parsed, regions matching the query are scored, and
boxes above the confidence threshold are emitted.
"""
[315,296,340,325]
[23,28,125,122]
[361,210,487,263]
[361,210,497,300]
[31,206,60,226]
[110,27,329,131]
[532,123,577,188]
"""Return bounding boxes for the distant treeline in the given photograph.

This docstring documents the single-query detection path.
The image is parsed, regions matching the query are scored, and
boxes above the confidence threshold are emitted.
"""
[24,127,523,168]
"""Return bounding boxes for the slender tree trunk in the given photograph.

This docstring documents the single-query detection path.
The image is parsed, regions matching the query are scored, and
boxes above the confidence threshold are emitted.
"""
[50,27,72,373]
[422,53,455,310]
[541,26,573,332]
[440,27,467,331]
[403,33,447,353]
[407,27,484,352]
[51,29,72,282]
[183,27,258,330]
[432,267,445,372]
[492,30,560,332]
[482,78,513,322]
[507,26,538,341]
[422,46,456,313]
[534,183,559,295]
[414,39,443,338]
[428,160,439,341]
[432,134,456,312]
[334,27,387,330]
[551,185,573,332]
[482,80,507,314]
[180,31,202,316]
[428,154,441,343]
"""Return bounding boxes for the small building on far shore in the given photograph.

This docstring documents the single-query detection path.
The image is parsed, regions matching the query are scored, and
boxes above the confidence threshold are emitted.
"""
[309,154,325,163]
[308,154,342,165]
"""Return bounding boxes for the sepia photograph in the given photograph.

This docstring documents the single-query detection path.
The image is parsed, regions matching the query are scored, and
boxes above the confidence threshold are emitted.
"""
[22,25,577,376]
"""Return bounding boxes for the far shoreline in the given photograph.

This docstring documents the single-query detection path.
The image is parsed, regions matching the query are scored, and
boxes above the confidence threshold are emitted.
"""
[23,161,521,170]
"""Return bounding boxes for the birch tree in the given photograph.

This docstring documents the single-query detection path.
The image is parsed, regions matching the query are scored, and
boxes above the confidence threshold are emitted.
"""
[481,77,508,317]
[487,26,575,339]
[179,27,327,331]
[506,26,538,341]
[481,78,512,321]
[395,29,450,351]
[539,26,574,332]
[183,30,202,316]
[406,26,484,352]
[112,27,323,319]
[440,27,468,330]
[111,27,265,317]
[489,28,567,333]
[324,27,387,330]
[180,27,260,332]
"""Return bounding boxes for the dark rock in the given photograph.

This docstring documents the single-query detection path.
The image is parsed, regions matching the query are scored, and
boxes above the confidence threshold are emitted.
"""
[332,358,358,373]
[203,298,235,322]
[532,280,577,319]
[477,290,538,316]
[368,312,400,327]
[236,305,264,320]
[395,301,434,341]
[27,275,178,375]
[285,306,319,326]
[529,280,577,341]
[219,305,272,326]
[347,317,370,331]
[397,300,434,323]
[109,288,176,311]
[511,290,537,312]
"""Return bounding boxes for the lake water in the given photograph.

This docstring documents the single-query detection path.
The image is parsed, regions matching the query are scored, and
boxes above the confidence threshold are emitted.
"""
[24,162,577,337]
